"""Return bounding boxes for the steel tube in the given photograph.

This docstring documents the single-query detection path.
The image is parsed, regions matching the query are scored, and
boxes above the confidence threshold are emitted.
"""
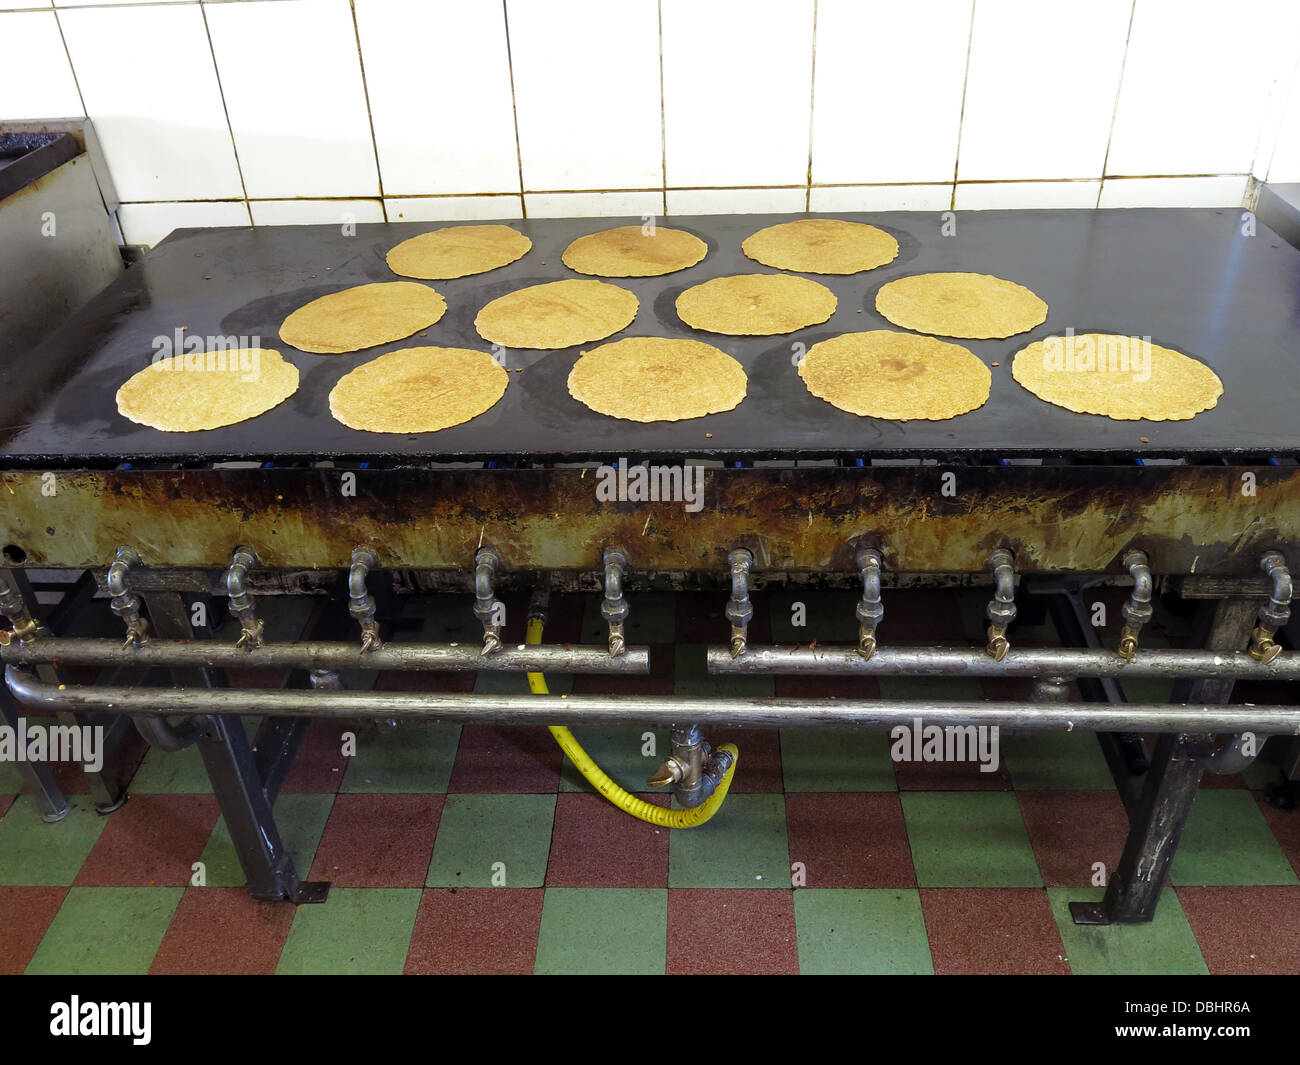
[707,645,1300,679]
[0,639,650,673]
[9,667,1299,733]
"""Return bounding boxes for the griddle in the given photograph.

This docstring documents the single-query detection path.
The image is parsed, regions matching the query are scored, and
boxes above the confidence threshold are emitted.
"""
[3,208,1298,466]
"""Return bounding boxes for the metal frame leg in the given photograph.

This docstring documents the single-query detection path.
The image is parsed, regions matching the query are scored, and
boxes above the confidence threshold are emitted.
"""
[141,589,328,904]
[0,683,69,822]
[1069,595,1260,925]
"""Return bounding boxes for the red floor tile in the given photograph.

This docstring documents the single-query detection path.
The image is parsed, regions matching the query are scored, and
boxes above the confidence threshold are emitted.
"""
[0,886,67,974]
[405,888,544,974]
[75,795,220,887]
[448,725,562,793]
[676,591,772,645]
[150,887,296,975]
[1254,794,1300,879]
[894,750,1013,791]
[540,593,586,644]
[1017,790,1128,887]
[1177,885,1300,974]
[668,889,798,974]
[309,794,441,888]
[273,718,351,793]
[921,889,1069,975]
[547,793,669,888]
[881,590,967,642]
[785,793,915,888]
[774,673,881,700]
[375,669,475,693]
[0,795,12,819]
[573,642,675,696]
[706,728,783,793]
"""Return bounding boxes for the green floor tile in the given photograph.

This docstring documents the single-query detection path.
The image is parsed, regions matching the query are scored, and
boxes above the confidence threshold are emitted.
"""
[673,644,773,698]
[1003,731,1114,790]
[198,793,335,888]
[876,675,984,702]
[535,887,666,974]
[901,792,1041,887]
[276,888,421,975]
[0,795,108,886]
[581,591,676,643]
[669,794,788,888]
[794,889,934,974]
[427,793,555,888]
[768,589,859,643]
[26,886,183,975]
[340,721,460,793]
[559,725,668,793]
[1047,887,1208,975]
[1242,739,1289,791]
[474,667,571,695]
[130,717,260,794]
[0,758,21,796]
[1170,788,1298,886]
[779,730,896,791]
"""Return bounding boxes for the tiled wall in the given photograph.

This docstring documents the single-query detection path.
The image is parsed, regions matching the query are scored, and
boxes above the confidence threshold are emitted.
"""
[4,0,1299,247]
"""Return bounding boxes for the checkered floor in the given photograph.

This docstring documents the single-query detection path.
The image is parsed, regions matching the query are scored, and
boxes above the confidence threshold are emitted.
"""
[2,587,1299,974]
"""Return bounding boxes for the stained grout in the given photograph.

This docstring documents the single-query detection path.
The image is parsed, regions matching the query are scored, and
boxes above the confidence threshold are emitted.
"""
[1096,0,1139,210]
[949,0,978,212]
[500,0,528,219]
[198,0,253,229]
[347,0,388,222]
[804,0,818,213]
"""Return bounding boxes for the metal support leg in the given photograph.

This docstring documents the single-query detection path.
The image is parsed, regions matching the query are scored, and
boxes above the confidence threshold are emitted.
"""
[142,588,327,904]
[0,683,69,822]
[1069,595,1259,925]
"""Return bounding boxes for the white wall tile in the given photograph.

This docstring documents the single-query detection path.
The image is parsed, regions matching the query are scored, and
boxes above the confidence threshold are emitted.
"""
[1109,0,1300,177]
[811,0,970,185]
[810,185,953,212]
[525,191,664,218]
[56,0,186,6]
[508,0,661,191]
[1098,175,1249,208]
[0,11,82,120]
[662,0,814,188]
[386,195,524,222]
[9,2,52,9]
[249,199,385,226]
[666,187,806,215]
[955,181,1101,210]
[958,0,1130,181]
[1269,59,1300,181]
[59,5,242,201]
[117,201,251,249]
[357,0,519,196]
[205,0,378,199]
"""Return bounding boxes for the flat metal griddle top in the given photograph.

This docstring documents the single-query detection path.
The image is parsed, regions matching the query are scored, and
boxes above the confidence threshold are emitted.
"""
[3,208,1298,465]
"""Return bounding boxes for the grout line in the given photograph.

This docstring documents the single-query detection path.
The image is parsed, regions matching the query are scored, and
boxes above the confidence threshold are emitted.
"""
[949,0,977,211]
[804,0,818,212]
[347,0,388,222]
[657,0,667,217]
[1096,0,1138,209]
[500,0,527,219]
[197,0,252,228]
[47,5,89,121]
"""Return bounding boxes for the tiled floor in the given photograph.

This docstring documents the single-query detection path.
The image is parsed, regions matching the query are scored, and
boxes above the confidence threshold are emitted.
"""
[2,588,1299,974]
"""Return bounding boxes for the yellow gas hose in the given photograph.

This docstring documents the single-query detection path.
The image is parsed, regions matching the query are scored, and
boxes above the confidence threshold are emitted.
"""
[526,616,737,828]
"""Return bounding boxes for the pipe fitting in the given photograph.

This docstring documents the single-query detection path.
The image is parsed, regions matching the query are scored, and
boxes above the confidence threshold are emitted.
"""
[1117,549,1153,661]
[1249,551,1291,665]
[855,546,884,661]
[601,547,630,658]
[0,574,39,646]
[108,546,148,648]
[473,548,504,656]
[985,549,1017,661]
[348,546,382,652]
[725,549,754,659]
[647,723,732,809]
[224,547,264,650]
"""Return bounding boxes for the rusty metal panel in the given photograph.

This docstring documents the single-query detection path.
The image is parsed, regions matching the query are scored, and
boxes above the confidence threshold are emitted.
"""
[0,465,1295,575]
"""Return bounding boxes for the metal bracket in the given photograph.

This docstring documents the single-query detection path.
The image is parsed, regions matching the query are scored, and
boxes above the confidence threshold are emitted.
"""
[225,547,264,650]
[985,548,1017,661]
[855,546,884,660]
[725,549,754,658]
[1117,549,1153,661]
[348,546,382,652]
[601,547,630,658]
[473,547,504,656]
[1249,550,1291,664]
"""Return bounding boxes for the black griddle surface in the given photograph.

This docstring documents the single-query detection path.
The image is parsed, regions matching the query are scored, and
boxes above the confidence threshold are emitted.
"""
[3,208,1299,465]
